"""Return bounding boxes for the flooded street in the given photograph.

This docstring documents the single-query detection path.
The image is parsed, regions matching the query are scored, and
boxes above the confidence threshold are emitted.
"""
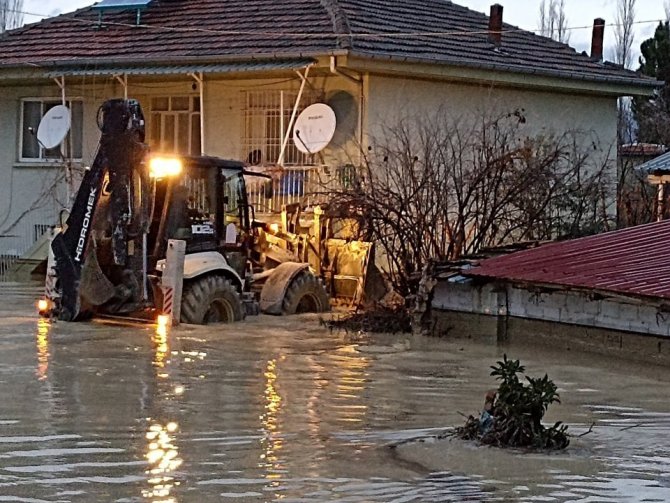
[0,284,669,502]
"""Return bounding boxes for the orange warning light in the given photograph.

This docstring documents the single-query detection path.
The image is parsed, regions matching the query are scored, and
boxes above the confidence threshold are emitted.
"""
[37,299,50,314]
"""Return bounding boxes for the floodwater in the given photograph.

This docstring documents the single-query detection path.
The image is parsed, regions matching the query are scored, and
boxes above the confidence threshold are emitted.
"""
[0,284,669,502]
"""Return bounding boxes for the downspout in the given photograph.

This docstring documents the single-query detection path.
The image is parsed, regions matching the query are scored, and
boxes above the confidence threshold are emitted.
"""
[280,91,284,161]
[329,56,364,163]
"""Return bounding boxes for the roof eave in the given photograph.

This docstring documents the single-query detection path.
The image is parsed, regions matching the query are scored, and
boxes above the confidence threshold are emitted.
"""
[0,49,348,81]
[344,52,661,97]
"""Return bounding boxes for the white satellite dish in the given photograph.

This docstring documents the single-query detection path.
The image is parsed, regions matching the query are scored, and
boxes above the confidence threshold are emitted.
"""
[37,105,71,149]
[293,103,337,154]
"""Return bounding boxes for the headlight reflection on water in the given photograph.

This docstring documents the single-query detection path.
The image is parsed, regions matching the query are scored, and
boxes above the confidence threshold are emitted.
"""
[143,421,183,502]
[143,322,183,502]
[260,358,285,479]
[152,321,170,369]
[35,318,51,381]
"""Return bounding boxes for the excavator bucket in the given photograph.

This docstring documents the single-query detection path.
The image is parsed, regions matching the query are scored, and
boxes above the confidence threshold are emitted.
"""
[79,241,116,306]
[325,239,374,305]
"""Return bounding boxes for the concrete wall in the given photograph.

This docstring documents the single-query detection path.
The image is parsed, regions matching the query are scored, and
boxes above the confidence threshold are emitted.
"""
[433,280,670,337]
[431,309,670,365]
[431,279,670,363]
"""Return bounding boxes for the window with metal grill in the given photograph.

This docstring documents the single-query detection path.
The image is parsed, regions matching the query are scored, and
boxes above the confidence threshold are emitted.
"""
[241,90,319,166]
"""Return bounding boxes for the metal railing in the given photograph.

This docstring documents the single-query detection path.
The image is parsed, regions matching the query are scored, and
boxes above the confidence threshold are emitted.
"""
[246,165,333,214]
[0,214,54,282]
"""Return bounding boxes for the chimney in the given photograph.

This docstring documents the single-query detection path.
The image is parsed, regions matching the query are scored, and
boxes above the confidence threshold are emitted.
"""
[591,18,605,61]
[488,4,504,47]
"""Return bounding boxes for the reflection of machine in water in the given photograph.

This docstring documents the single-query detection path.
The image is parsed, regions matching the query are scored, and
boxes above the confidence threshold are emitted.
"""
[36,318,50,381]
[260,357,285,488]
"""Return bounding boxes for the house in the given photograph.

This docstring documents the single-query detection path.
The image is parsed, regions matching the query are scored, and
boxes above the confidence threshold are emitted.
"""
[424,220,670,363]
[0,0,659,279]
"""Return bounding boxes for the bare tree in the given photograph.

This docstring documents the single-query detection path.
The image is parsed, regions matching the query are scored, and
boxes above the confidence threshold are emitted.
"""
[539,0,570,43]
[666,1,670,21]
[0,0,23,33]
[613,0,636,68]
[617,154,655,229]
[327,109,614,296]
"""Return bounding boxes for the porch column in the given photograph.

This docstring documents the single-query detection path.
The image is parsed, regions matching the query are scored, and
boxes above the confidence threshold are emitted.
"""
[189,72,205,154]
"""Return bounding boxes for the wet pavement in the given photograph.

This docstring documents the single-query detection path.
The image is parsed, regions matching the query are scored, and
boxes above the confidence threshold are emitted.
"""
[0,283,669,502]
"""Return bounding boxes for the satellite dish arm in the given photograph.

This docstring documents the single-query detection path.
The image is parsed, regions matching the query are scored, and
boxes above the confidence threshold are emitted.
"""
[278,65,311,166]
[294,130,313,155]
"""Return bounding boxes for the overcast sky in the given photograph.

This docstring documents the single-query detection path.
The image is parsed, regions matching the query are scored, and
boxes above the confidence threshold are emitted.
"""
[21,0,669,65]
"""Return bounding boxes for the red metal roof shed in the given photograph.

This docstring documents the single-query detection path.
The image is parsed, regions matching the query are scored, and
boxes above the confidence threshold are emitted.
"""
[466,220,670,300]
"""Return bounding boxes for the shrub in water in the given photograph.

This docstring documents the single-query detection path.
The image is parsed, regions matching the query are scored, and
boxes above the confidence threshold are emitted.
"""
[457,355,569,450]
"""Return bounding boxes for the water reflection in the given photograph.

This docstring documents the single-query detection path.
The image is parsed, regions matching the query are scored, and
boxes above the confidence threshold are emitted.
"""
[333,345,369,425]
[35,318,50,381]
[2,297,670,502]
[260,358,285,484]
[143,322,183,502]
[143,421,183,502]
[152,319,170,370]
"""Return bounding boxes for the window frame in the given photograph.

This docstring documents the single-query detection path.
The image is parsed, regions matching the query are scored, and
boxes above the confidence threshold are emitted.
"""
[148,95,201,156]
[18,98,84,164]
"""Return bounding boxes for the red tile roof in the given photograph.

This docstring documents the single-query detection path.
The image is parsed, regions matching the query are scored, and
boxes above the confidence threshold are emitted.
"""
[0,1,340,65]
[620,143,668,157]
[466,220,670,300]
[0,0,658,89]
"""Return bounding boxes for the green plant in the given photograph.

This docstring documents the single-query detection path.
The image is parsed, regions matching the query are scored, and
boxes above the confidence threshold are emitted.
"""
[457,355,569,450]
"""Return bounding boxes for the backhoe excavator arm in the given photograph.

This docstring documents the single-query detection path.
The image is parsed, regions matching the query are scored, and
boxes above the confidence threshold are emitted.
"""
[51,99,146,321]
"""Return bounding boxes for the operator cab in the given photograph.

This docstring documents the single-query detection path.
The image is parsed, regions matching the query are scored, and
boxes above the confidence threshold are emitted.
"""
[148,155,253,277]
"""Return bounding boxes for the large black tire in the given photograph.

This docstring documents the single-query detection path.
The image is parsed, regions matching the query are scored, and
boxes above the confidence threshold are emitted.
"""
[181,275,245,324]
[281,272,331,315]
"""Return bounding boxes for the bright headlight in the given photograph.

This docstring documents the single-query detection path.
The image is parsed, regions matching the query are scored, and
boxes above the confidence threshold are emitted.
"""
[149,157,183,179]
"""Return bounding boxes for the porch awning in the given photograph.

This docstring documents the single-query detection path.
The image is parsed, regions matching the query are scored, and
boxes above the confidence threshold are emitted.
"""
[44,58,315,78]
[636,151,670,176]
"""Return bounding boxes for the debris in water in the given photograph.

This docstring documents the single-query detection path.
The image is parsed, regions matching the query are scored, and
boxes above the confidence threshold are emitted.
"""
[321,306,412,334]
[455,355,569,450]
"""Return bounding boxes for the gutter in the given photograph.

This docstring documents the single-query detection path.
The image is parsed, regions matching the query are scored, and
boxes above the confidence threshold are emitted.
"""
[346,51,662,91]
[0,50,349,72]
[1,45,659,89]
[0,47,660,93]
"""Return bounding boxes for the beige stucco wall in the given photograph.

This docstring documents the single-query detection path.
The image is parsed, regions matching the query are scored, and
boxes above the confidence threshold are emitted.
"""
[365,75,618,153]
[200,74,361,164]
